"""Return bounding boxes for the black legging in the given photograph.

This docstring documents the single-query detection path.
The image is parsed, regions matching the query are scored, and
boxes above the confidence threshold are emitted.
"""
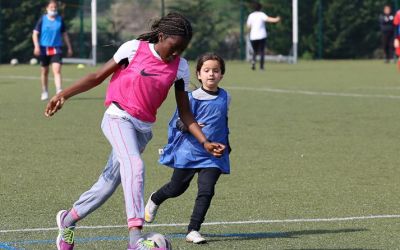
[152,167,222,232]
[382,32,394,61]
[251,38,266,69]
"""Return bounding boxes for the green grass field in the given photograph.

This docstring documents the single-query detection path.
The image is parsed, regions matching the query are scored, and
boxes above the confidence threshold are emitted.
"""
[1,60,400,249]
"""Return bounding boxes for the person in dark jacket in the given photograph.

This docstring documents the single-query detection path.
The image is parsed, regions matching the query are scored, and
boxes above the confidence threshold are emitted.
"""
[379,5,394,63]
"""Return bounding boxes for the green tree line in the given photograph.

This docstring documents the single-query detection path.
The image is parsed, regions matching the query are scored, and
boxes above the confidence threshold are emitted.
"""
[0,0,395,63]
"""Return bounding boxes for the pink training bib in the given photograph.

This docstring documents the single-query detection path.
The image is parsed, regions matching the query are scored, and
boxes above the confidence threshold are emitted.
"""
[105,41,180,123]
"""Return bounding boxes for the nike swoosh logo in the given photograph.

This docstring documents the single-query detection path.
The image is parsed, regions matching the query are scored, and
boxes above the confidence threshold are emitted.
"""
[140,69,160,77]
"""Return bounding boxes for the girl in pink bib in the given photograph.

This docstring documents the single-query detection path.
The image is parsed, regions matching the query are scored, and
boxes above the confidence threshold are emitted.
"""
[45,13,225,250]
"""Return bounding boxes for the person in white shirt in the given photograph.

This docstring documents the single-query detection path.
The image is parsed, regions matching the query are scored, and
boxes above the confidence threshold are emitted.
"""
[246,1,281,70]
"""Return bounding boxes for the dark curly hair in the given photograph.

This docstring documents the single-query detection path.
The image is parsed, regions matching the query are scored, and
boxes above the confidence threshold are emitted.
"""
[137,12,192,44]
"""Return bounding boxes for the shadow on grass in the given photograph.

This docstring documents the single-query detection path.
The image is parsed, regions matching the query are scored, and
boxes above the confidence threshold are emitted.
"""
[1,229,373,249]
[183,228,379,250]
[177,228,368,243]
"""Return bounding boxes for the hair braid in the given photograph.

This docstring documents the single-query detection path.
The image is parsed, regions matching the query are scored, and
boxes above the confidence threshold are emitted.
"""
[138,12,192,43]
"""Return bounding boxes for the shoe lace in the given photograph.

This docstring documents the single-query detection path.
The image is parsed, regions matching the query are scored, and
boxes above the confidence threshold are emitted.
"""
[61,227,75,244]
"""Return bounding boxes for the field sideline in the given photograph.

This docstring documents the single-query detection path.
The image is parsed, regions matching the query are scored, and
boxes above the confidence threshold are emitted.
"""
[0,60,400,249]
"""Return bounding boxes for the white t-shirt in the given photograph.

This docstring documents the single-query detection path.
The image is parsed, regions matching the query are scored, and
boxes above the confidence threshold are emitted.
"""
[247,11,269,40]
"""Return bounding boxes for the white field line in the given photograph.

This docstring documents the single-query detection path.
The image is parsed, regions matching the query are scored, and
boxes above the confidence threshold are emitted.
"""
[0,75,75,82]
[2,75,400,99]
[1,214,400,234]
[225,86,400,99]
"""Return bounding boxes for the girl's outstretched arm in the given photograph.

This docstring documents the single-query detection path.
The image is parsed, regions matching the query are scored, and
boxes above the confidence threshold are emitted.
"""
[174,85,226,158]
[266,16,281,23]
[44,59,119,117]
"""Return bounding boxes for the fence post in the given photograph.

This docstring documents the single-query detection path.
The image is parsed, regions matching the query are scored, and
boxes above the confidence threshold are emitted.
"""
[317,0,323,59]
[240,0,245,60]
[161,0,165,17]
[79,0,84,58]
[0,0,2,63]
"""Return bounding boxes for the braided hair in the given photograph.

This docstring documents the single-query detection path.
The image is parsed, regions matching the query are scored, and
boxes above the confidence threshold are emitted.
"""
[137,12,193,44]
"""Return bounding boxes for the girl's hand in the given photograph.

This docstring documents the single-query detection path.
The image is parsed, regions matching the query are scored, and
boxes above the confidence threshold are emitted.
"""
[203,141,226,158]
[394,38,400,48]
[33,46,40,57]
[44,94,65,117]
[67,48,73,57]
[43,58,119,118]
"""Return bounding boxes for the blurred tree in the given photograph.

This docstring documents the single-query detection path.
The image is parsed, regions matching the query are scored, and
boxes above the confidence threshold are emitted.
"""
[322,0,385,58]
[167,0,220,59]
[168,0,241,60]
[238,0,389,59]
[0,0,395,62]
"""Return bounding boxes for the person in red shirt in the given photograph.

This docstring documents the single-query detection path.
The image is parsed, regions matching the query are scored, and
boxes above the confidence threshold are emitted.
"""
[393,10,400,70]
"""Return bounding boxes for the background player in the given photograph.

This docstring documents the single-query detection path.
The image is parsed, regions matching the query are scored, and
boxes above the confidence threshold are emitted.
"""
[246,1,281,71]
[33,0,73,101]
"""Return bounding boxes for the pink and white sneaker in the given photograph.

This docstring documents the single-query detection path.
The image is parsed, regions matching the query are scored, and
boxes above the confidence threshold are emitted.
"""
[56,210,75,250]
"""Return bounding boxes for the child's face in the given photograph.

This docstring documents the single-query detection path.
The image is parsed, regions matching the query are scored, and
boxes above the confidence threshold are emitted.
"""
[156,34,188,63]
[47,2,58,12]
[197,60,223,92]
[384,6,391,15]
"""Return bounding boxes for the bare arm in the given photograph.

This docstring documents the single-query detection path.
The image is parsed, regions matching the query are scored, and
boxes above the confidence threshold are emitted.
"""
[62,32,73,57]
[246,17,251,34]
[266,16,281,23]
[32,31,40,56]
[174,87,225,157]
[44,59,119,117]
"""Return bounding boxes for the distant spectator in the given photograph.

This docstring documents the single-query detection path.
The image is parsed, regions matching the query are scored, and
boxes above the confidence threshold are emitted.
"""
[379,5,394,63]
[32,0,73,101]
[246,1,280,71]
[393,10,400,70]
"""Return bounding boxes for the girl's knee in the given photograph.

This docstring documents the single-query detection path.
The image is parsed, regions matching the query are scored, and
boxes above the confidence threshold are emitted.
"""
[197,184,216,198]
[41,67,49,74]
[166,182,190,197]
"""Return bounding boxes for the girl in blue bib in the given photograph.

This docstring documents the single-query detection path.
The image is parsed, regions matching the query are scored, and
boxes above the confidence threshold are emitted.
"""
[145,53,231,244]
[33,0,73,101]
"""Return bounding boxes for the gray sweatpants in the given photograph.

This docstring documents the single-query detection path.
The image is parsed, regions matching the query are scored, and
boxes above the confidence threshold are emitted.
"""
[70,113,152,228]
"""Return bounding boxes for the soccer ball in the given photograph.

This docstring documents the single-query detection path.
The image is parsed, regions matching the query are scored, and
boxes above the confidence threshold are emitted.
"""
[30,58,38,65]
[140,232,172,249]
[10,58,18,66]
